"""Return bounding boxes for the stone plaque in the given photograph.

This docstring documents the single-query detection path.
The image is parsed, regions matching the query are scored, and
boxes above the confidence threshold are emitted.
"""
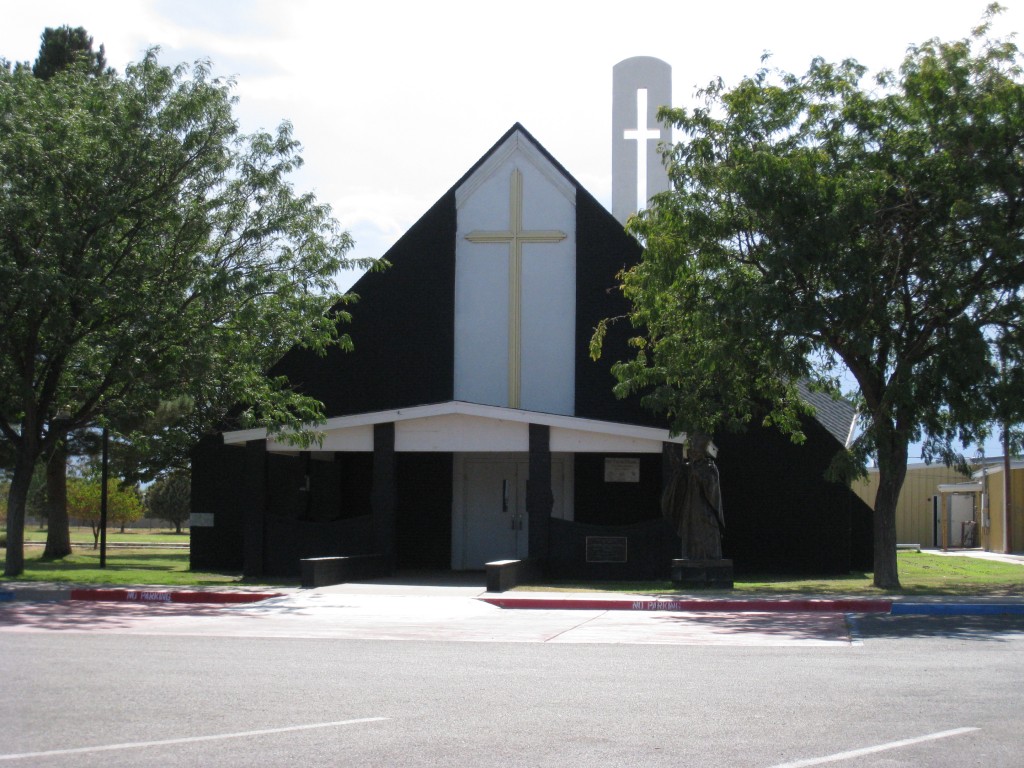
[586,536,628,563]
[604,458,640,483]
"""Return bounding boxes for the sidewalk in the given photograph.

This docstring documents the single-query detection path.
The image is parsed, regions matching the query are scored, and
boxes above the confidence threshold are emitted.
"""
[3,576,1023,615]
[921,548,1024,566]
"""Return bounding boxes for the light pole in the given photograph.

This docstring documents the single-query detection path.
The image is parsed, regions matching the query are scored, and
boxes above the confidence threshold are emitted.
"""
[99,426,109,568]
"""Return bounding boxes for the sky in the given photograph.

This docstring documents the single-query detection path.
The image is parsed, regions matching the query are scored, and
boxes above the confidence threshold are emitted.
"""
[3,0,1019,459]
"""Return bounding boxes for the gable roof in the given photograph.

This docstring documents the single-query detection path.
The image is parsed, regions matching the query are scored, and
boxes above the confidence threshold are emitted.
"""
[266,123,857,448]
[452,123,588,206]
[796,382,858,447]
[265,123,653,427]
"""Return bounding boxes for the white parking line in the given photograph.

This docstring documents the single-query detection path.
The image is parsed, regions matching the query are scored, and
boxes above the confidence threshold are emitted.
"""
[0,717,388,762]
[767,727,979,768]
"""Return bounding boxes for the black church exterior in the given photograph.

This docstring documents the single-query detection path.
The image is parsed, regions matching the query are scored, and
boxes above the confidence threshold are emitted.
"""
[191,125,872,580]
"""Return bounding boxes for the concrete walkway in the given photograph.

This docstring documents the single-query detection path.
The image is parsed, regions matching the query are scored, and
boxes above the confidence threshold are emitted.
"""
[921,548,1024,566]
[3,571,1023,615]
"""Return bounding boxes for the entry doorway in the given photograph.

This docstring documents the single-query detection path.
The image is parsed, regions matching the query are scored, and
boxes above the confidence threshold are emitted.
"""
[935,492,978,548]
[463,458,528,569]
[452,453,573,570]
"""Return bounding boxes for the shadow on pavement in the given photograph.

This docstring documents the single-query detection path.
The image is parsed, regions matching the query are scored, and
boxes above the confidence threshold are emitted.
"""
[0,601,259,632]
[350,570,487,588]
[858,613,1024,641]
[647,610,849,641]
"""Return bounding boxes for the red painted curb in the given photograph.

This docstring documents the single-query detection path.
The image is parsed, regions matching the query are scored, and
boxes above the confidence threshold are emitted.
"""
[69,589,281,604]
[480,597,893,613]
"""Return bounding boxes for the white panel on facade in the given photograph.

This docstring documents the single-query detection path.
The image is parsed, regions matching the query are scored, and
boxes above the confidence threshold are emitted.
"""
[453,235,510,408]
[316,425,374,452]
[550,426,664,453]
[454,130,576,415]
[396,413,529,452]
[226,401,685,454]
[520,238,575,413]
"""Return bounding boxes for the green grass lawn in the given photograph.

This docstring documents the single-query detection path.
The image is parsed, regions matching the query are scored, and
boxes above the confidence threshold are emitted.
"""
[22,526,188,545]
[519,552,1024,596]
[0,548,272,587]
[1,548,1020,594]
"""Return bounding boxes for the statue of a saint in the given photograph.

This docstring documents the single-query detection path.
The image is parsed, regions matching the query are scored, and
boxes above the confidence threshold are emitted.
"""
[662,434,725,560]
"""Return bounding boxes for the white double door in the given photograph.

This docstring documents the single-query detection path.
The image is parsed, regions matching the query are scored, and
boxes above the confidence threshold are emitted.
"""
[461,458,529,569]
[454,454,572,570]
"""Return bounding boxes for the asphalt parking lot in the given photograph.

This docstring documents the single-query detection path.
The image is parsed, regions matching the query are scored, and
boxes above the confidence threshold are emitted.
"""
[2,579,1024,767]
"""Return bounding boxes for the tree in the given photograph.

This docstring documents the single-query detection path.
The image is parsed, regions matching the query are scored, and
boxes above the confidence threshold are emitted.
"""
[0,50,371,576]
[31,25,106,80]
[595,8,1024,588]
[24,26,110,560]
[66,477,143,548]
[145,471,191,534]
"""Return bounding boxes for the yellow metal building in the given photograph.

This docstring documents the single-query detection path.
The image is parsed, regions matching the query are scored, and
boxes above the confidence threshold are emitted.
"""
[852,460,1023,553]
[973,461,1024,553]
[852,463,972,547]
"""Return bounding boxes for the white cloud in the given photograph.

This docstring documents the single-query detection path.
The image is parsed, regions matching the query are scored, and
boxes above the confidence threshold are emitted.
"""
[5,0,1019,297]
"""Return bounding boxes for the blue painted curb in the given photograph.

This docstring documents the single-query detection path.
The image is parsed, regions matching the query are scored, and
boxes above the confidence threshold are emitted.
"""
[891,602,1024,616]
[0,591,14,603]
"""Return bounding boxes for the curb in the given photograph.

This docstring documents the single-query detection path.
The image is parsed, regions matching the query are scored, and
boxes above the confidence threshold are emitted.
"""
[480,596,894,613]
[69,589,281,604]
[891,602,1024,616]
[480,596,1024,616]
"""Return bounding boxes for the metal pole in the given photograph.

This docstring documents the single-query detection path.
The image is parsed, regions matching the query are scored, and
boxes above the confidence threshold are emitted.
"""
[999,356,1013,553]
[1004,429,1013,554]
[99,426,109,568]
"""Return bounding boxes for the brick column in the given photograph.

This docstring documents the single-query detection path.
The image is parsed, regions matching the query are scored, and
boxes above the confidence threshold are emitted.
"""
[243,439,268,578]
[527,424,554,568]
[372,423,397,572]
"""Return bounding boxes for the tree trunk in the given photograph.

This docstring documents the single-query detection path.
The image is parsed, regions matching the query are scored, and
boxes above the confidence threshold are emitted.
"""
[43,440,72,559]
[872,426,909,589]
[4,447,38,577]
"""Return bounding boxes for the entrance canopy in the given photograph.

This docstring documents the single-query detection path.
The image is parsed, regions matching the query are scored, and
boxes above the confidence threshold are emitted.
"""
[222,400,685,454]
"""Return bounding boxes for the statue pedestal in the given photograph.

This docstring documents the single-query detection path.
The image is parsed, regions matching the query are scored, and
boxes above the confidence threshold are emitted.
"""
[671,558,734,589]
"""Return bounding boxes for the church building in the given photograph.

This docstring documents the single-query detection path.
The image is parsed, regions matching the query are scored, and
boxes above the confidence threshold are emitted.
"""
[190,61,872,580]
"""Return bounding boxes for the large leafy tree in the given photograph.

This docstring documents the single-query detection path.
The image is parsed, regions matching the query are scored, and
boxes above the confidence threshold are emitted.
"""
[11,26,112,561]
[0,50,369,576]
[598,9,1024,588]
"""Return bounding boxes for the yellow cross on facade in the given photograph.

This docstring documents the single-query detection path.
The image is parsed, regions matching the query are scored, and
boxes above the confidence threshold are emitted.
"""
[465,169,567,408]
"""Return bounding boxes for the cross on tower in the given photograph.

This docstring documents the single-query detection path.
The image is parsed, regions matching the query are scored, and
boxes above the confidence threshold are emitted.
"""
[622,88,661,215]
[465,169,566,408]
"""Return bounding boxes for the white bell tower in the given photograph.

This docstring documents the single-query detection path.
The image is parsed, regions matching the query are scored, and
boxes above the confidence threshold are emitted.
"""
[612,56,672,225]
